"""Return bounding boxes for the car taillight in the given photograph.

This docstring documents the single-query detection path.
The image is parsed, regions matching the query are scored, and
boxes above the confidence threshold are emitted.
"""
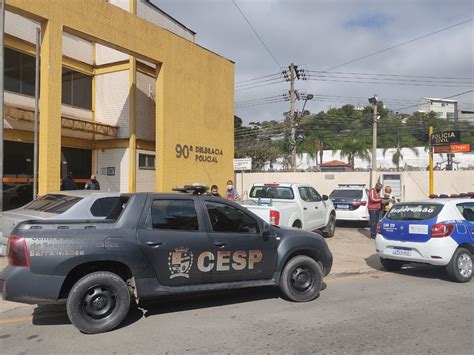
[269,210,280,225]
[431,224,455,238]
[352,201,367,206]
[376,222,381,234]
[7,235,30,267]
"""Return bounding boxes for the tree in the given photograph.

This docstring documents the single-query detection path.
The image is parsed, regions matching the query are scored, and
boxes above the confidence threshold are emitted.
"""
[339,137,371,169]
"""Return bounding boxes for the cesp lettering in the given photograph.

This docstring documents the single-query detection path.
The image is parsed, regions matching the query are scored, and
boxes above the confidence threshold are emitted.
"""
[196,250,263,272]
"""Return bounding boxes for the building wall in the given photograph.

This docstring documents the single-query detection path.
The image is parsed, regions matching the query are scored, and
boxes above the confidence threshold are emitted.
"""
[236,171,474,202]
[136,0,194,41]
[136,71,156,141]
[95,70,130,138]
[136,149,156,192]
[96,148,129,192]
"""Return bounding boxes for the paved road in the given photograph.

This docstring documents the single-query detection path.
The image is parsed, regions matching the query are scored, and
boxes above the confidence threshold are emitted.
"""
[1,266,472,354]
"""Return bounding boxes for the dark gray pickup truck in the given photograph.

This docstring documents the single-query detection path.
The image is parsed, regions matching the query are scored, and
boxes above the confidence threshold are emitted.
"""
[1,193,333,334]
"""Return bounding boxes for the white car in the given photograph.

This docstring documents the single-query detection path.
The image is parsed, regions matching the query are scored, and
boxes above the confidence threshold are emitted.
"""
[0,191,121,255]
[242,183,336,237]
[329,184,369,224]
[376,198,474,282]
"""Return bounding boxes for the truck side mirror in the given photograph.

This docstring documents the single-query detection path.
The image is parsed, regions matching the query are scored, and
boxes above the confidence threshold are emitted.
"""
[322,195,329,201]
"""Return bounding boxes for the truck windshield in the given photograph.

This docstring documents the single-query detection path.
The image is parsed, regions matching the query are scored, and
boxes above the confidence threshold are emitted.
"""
[22,194,82,214]
[249,186,294,200]
[386,203,443,221]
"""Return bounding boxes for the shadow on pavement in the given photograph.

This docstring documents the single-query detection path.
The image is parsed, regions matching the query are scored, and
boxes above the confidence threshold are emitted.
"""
[31,283,328,329]
[336,221,368,229]
[365,253,383,270]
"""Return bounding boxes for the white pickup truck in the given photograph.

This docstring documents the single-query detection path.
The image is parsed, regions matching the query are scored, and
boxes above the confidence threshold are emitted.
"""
[242,183,336,237]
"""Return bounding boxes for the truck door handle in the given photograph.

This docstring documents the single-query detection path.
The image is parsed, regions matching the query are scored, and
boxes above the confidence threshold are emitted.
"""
[314,206,318,209]
[214,241,228,248]
[303,207,307,210]
[146,241,163,248]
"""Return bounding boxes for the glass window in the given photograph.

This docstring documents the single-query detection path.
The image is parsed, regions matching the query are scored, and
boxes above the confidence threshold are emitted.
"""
[386,203,444,221]
[61,67,92,109]
[299,187,310,202]
[205,201,259,234]
[456,202,474,222]
[249,186,294,199]
[23,194,82,214]
[151,200,198,231]
[139,154,155,170]
[90,197,120,217]
[330,189,363,199]
[4,47,37,96]
[307,187,322,202]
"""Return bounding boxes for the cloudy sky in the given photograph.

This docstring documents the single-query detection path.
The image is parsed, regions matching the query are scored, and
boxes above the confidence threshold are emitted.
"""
[155,0,474,124]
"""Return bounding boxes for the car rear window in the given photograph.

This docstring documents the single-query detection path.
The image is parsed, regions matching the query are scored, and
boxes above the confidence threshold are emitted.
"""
[386,203,444,221]
[22,194,82,214]
[249,186,294,200]
[330,189,363,199]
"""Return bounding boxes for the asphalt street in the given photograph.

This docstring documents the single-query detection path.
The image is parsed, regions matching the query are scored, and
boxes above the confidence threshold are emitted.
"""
[1,265,473,354]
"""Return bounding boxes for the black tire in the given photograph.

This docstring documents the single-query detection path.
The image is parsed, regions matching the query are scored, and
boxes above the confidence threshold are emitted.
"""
[446,248,472,283]
[322,214,336,238]
[280,255,323,302]
[380,257,404,271]
[66,271,131,334]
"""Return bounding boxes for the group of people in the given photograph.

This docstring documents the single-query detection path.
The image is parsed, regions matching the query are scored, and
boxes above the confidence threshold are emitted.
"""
[61,173,101,191]
[208,180,240,201]
[368,182,396,239]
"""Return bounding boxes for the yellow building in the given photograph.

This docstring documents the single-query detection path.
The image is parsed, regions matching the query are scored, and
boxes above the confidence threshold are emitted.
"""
[2,0,234,209]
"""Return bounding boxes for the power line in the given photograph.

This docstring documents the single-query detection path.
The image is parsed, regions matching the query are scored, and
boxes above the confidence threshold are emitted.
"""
[306,77,473,88]
[235,72,282,85]
[231,0,281,69]
[308,70,474,81]
[235,79,285,91]
[323,18,474,72]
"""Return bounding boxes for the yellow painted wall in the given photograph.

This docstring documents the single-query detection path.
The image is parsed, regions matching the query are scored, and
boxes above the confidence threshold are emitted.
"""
[6,0,234,194]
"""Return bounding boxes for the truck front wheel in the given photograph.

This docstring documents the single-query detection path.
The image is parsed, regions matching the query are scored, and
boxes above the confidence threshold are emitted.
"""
[280,255,323,302]
[66,271,130,334]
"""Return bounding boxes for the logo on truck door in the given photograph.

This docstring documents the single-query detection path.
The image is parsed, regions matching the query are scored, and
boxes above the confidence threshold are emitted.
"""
[168,248,263,279]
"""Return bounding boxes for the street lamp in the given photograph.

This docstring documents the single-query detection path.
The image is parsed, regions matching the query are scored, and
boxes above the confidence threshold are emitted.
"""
[368,95,378,187]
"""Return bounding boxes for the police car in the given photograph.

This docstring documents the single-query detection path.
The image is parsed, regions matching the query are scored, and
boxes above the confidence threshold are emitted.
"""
[376,197,473,282]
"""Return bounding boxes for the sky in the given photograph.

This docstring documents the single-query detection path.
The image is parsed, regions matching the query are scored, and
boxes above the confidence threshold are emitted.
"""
[155,0,474,124]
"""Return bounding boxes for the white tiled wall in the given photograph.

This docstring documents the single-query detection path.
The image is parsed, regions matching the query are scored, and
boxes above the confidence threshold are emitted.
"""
[136,149,156,192]
[95,45,129,65]
[136,72,156,141]
[95,71,130,138]
[96,148,129,192]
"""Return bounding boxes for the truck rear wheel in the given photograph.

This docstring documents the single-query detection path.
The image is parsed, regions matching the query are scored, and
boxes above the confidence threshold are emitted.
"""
[280,255,323,302]
[322,214,336,238]
[66,271,130,334]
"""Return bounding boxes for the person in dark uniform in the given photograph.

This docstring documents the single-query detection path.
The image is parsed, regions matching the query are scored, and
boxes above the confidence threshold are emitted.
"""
[85,175,101,190]
[61,172,77,191]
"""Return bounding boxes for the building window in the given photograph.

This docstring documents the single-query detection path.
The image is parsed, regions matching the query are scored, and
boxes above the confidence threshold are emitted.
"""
[4,47,36,96]
[62,67,92,109]
[139,154,155,170]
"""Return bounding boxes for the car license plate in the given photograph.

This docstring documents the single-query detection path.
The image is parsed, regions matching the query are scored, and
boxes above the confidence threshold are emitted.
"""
[392,248,411,256]
[338,204,349,209]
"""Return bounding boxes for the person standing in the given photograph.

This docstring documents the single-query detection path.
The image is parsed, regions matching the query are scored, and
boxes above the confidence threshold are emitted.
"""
[368,182,383,239]
[61,172,77,191]
[225,180,240,201]
[85,175,101,190]
[210,185,221,197]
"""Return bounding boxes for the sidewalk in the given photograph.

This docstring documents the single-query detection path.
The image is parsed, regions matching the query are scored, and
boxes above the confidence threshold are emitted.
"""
[0,226,380,315]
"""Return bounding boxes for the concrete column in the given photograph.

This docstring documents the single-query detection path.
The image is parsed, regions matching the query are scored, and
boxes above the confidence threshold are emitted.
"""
[38,20,62,195]
[128,56,137,192]
[155,63,164,192]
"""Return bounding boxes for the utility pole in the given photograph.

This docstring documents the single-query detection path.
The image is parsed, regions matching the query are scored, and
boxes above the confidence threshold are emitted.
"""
[369,95,378,187]
[0,0,5,212]
[289,63,297,172]
[429,126,434,195]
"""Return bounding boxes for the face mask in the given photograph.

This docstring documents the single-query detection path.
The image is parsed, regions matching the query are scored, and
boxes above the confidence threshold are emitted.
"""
[227,185,233,190]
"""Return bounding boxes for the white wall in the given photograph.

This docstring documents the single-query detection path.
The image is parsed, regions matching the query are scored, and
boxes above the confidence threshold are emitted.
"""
[136,72,156,141]
[236,171,474,202]
[96,148,129,192]
[95,71,129,138]
[136,149,156,192]
[137,0,194,41]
